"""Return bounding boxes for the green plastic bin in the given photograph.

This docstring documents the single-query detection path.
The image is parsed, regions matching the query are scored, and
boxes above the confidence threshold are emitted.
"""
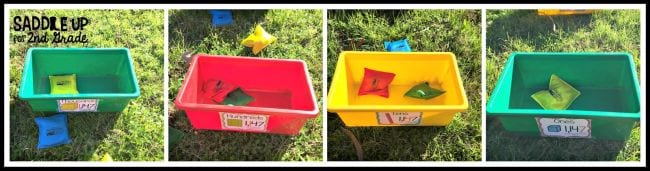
[487,52,640,140]
[18,48,140,112]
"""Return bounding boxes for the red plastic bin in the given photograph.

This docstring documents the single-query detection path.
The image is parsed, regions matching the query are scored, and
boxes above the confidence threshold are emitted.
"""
[175,54,319,135]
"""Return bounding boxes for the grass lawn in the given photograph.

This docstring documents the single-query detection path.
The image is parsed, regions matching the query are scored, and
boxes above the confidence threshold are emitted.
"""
[327,10,482,161]
[9,10,165,161]
[486,9,641,161]
[168,9,323,161]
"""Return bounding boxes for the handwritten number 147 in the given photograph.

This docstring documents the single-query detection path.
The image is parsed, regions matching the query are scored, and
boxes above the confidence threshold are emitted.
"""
[398,116,420,122]
[79,103,96,110]
[245,121,265,127]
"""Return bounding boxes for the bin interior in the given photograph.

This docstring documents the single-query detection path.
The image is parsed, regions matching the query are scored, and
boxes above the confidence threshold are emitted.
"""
[180,55,315,111]
[24,49,137,96]
[507,53,639,113]
[334,53,465,106]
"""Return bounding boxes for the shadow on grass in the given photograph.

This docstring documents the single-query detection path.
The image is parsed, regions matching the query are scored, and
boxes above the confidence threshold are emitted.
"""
[168,110,294,161]
[486,117,628,161]
[487,10,593,54]
[327,113,451,161]
[10,100,120,161]
[328,10,408,51]
[329,9,406,26]
[169,9,268,52]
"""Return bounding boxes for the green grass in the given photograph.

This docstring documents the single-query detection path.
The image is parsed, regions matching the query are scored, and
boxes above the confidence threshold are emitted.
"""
[327,10,482,161]
[168,9,323,161]
[486,9,641,161]
[9,10,165,161]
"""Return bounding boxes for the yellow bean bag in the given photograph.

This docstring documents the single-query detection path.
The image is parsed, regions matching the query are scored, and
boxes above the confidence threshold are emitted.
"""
[49,74,79,95]
[241,24,277,55]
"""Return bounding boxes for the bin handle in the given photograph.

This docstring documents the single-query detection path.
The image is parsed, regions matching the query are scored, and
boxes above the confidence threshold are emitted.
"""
[181,49,198,64]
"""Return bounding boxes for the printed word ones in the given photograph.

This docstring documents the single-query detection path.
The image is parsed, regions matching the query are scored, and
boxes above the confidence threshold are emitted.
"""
[553,119,576,124]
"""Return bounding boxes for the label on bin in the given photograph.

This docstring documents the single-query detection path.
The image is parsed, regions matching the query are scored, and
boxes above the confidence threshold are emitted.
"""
[220,112,269,132]
[57,99,99,112]
[535,117,591,138]
[376,112,422,125]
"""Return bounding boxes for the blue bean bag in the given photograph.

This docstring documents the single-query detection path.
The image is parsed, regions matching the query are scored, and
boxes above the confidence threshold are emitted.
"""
[210,10,233,27]
[384,38,412,52]
[35,113,72,149]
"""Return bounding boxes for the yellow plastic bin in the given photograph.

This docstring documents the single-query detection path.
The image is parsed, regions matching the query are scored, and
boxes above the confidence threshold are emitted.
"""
[537,9,595,16]
[327,52,468,127]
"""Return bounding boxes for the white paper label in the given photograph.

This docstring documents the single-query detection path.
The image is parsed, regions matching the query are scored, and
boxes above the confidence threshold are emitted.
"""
[57,99,99,112]
[220,112,269,131]
[536,117,591,138]
[377,112,422,125]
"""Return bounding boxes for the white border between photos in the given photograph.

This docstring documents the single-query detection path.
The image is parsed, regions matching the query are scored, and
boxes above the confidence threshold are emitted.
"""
[481,8,487,164]
[3,3,646,167]
[164,8,170,162]
[322,9,328,162]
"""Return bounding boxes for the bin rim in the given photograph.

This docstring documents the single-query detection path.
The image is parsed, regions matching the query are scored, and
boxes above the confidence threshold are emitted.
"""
[18,47,141,100]
[486,52,640,120]
[175,54,320,118]
[328,104,468,112]
[19,93,141,99]
[327,51,469,112]
[486,108,640,120]
[337,51,459,56]
[505,51,635,56]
